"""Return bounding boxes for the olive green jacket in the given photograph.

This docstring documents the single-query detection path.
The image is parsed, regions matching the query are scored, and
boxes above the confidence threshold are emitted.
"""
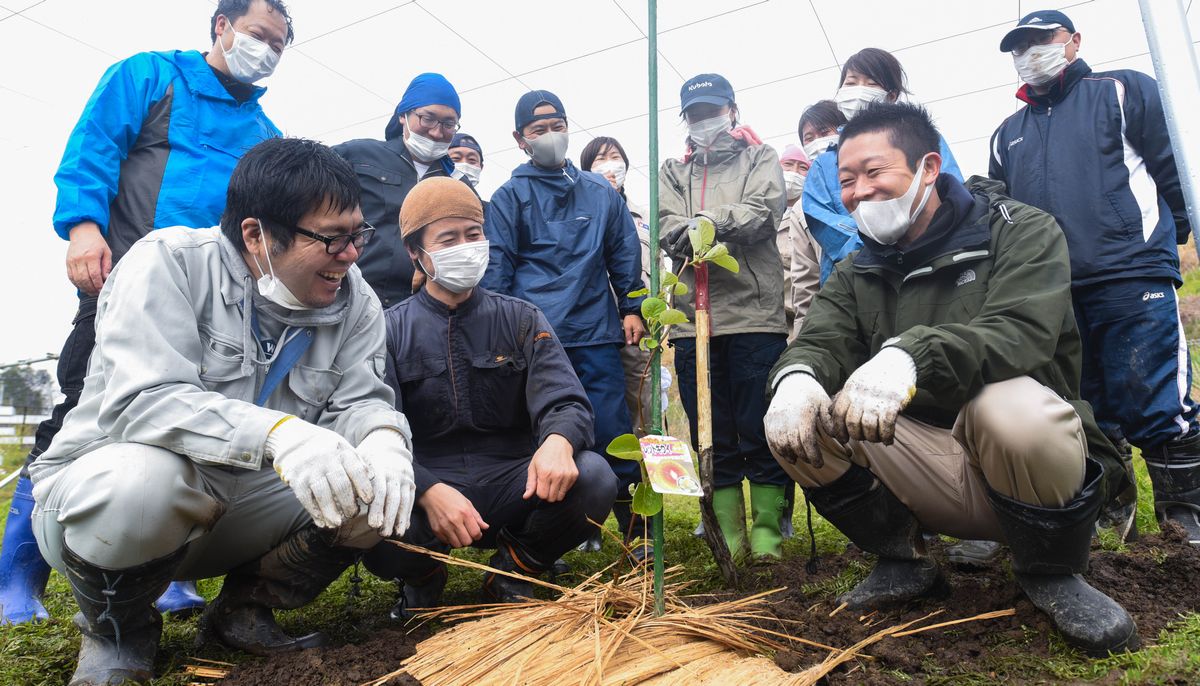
[769,176,1124,498]
[659,133,788,338]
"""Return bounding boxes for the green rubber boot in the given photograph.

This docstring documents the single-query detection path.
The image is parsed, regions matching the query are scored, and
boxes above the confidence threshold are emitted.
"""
[712,485,749,562]
[749,483,787,560]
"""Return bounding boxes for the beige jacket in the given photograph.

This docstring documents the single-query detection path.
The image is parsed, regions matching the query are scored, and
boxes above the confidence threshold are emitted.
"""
[779,207,822,339]
[659,134,788,338]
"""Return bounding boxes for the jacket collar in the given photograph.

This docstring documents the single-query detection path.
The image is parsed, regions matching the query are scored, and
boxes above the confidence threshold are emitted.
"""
[414,284,482,316]
[1016,58,1091,109]
[854,174,989,273]
[511,159,583,198]
[688,131,749,169]
[172,50,268,104]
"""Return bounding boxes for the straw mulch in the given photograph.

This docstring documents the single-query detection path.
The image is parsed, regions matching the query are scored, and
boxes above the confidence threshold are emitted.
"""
[364,542,1014,686]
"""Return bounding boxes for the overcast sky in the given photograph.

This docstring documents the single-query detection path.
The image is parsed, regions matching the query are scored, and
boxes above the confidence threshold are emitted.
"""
[0,0,1192,367]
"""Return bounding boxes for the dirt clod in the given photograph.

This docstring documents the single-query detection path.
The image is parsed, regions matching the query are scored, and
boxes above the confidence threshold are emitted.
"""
[219,627,421,686]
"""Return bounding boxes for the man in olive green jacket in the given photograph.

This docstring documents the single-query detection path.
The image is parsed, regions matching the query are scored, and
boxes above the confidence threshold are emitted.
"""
[659,73,790,561]
[764,102,1136,658]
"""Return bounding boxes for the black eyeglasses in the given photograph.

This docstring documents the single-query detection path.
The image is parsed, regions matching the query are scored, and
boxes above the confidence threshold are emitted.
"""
[270,220,375,255]
[410,111,461,133]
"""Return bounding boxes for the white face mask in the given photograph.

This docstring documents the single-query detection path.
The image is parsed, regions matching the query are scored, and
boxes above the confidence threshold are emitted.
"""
[1014,40,1070,87]
[421,240,490,293]
[522,130,569,168]
[783,170,806,200]
[220,23,280,84]
[804,134,839,160]
[405,116,451,162]
[454,162,482,186]
[251,224,310,310]
[593,160,627,189]
[835,85,889,119]
[850,155,934,245]
[687,114,731,149]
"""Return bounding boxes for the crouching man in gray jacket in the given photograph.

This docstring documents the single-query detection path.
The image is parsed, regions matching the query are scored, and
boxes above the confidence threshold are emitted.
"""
[29,138,416,686]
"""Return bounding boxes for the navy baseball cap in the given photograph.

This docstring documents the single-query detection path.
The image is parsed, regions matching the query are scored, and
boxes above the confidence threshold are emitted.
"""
[680,73,735,113]
[999,10,1076,52]
[514,90,566,131]
[450,132,483,163]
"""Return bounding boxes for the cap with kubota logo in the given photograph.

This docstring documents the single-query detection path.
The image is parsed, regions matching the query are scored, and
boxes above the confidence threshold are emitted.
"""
[679,73,735,113]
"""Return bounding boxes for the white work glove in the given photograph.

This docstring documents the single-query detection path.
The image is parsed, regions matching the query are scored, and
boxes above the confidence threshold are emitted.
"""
[356,428,417,537]
[830,346,917,445]
[765,372,834,468]
[267,418,375,529]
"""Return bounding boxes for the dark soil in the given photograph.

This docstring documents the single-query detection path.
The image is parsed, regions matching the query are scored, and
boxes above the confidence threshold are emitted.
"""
[216,526,1200,685]
[766,523,1200,684]
[219,627,423,686]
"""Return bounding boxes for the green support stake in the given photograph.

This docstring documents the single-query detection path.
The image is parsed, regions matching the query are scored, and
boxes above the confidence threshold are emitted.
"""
[646,0,665,617]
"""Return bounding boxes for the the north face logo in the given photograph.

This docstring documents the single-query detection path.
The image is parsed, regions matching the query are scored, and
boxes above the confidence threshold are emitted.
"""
[956,269,976,287]
[688,81,713,91]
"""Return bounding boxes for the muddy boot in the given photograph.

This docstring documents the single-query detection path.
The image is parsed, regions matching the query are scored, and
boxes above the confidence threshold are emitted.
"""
[61,544,181,686]
[780,482,796,540]
[804,464,941,610]
[482,529,549,603]
[712,485,750,562]
[944,539,1003,568]
[614,500,653,567]
[1144,433,1200,545]
[0,476,51,625]
[748,483,786,561]
[575,531,603,553]
[989,458,1140,657]
[1096,438,1139,543]
[201,525,352,656]
[389,564,447,622]
[155,581,206,618]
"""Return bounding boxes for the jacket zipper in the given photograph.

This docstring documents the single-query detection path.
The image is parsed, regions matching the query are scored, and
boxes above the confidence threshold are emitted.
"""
[447,313,459,413]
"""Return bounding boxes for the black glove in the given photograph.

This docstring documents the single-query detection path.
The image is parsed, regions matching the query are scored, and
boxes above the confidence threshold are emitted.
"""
[659,219,697,260]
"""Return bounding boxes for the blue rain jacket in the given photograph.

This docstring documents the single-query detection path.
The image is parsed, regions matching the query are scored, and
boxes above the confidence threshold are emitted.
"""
[482,160,644,347]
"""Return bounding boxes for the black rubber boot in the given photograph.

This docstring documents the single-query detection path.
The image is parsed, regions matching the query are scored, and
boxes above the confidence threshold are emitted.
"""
[988,458,1140,657]
[1096,438,1139,543]
[1143,432,1200,545]
[482,529,549,603]
[61,545,182,686]
[614,499,653,567]
[803,464,941,610]
[200,525,353,656]
[388,564,447,622]
[780,482,796,540]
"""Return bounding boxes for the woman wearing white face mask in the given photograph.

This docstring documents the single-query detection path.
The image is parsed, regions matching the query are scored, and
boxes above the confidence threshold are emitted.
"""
[659,73,793,562]
[333,73,478,310]
[804,49,964,289]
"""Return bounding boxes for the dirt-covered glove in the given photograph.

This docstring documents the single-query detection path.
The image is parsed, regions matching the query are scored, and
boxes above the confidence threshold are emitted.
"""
[659,218,698,260]
[765,372,834,468]
[356,428,417,537]
[830,346,917,445]
[267,418,375,529]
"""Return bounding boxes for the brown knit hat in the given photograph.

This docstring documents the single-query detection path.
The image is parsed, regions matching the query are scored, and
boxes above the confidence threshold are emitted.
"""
[400,177,484,290]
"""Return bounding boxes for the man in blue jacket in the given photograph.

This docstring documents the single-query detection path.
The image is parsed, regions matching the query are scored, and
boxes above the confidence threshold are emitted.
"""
[0,0,291,625]
[482,90,647,551]
[989,10,1199,544]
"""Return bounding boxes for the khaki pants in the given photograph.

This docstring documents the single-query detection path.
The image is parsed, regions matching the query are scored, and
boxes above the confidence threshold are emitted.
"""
[779,377,1087,541]
[32,442,380,577]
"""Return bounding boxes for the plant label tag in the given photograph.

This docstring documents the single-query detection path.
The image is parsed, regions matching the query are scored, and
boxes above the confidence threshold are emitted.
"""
[639,435,703,497]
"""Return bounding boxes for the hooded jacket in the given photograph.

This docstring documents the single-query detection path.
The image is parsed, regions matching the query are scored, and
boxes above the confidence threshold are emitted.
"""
[53,50,279,263]
[482,160,644,348]
[30,227,408,488]
[333,136,474,307]
[770,176,1124,499]
[989,58,1187,287]
[658,132,788,338]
